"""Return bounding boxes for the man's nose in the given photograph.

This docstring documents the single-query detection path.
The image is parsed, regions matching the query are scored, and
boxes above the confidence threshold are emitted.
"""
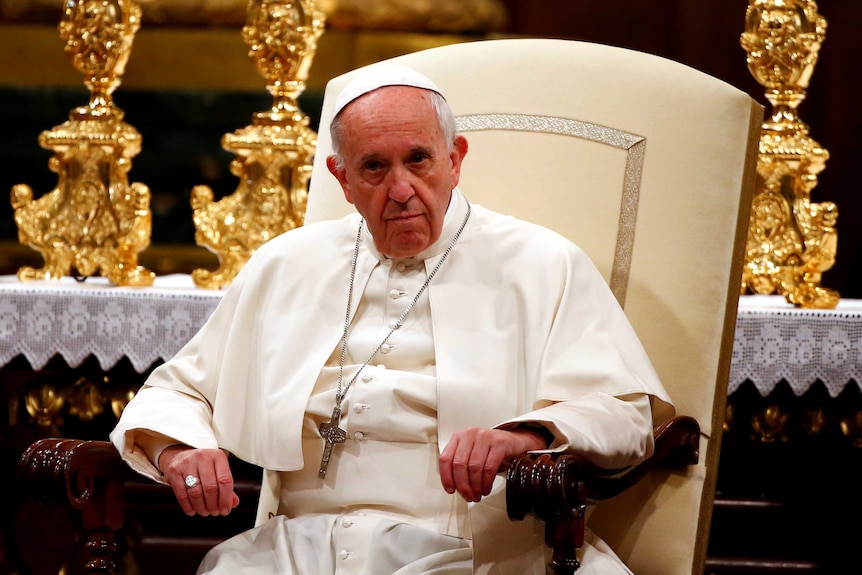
[387,167,416,203]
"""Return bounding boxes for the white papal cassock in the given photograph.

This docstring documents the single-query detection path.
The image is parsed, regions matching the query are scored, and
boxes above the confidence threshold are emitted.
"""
[111,188,673,574]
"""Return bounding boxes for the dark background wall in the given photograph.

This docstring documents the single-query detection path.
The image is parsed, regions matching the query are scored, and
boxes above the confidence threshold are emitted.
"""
[2,0,859,297]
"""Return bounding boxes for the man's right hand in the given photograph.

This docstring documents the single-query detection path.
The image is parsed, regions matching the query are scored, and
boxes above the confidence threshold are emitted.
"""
[158,445,240,517]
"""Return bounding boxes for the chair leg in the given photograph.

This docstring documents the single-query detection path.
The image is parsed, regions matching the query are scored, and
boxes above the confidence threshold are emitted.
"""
[507,453,587,574]
[18,439,131,575]
[82,528,120,574]
[546,518,582,574]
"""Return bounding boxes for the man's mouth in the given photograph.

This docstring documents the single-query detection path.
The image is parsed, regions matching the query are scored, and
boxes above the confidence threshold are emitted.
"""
[389,213,421,223]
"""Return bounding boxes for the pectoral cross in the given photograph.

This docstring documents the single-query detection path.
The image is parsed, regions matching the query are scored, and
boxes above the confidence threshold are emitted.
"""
[318,405,347,478]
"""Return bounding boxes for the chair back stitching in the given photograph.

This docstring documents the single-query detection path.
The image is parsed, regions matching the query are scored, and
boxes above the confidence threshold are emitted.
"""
[456,113,645,307]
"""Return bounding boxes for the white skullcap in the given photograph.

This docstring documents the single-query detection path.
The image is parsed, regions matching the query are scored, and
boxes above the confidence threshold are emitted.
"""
[333,64,444,117]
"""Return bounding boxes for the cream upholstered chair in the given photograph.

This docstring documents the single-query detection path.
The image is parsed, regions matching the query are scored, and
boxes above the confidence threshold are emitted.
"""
[304,38,762,575]
[17,38,761,575]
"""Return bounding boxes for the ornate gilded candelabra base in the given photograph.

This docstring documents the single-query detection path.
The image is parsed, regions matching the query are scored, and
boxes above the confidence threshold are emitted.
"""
[191,0,325,289]
[10,0,154,286]
[739,0,838,309]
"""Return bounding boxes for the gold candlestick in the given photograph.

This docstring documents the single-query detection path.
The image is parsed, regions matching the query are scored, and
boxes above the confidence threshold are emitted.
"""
[739,0,838,308]
[190,0,326,289]
[10,0,155,286]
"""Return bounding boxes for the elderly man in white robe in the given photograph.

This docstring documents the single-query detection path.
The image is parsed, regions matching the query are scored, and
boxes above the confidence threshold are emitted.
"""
[110,65,674,575]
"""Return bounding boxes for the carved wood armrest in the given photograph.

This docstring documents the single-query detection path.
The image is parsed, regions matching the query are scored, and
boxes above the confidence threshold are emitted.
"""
[506,415,701,575]
[17,418,699,575]
[17,438,140,574]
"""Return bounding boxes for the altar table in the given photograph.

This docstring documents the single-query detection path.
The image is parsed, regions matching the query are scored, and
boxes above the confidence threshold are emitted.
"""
[2,276,861,398]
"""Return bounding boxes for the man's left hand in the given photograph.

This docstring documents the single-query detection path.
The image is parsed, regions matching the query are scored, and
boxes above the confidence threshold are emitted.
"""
[438,427,548,502]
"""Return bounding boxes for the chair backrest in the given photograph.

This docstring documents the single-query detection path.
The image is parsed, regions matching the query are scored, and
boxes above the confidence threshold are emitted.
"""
[306,38,762,575]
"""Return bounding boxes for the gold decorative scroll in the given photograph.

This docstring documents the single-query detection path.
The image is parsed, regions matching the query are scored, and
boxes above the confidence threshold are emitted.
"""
[739,0,838,308]
[10,0,155,286]
[191,0,325,289]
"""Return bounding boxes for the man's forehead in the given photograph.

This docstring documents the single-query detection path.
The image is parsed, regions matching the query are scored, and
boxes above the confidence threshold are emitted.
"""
[342,112,444,162]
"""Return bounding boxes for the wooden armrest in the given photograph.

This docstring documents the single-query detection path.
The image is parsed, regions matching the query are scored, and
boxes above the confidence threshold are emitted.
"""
[17,438,263,575]
[506,415,701,575]
[17,438,139,574]
[17,418,699,575]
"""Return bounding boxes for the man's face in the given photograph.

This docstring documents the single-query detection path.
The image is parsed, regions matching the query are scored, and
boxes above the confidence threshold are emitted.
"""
[326,86,468,259]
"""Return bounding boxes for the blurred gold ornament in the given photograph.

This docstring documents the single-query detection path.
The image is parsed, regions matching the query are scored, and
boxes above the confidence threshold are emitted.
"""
[67,376,107,422]
[191,0,325,289]
[750,404,790,443]
[110,388,137,419]
[739,0,837,308]
[801,405,827,436]
[840,411,862,448]
[10,0,154,286]
[25,383,66,428]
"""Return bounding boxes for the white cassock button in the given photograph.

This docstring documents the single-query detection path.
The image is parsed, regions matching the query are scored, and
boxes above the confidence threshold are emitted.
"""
[362,374,372,383]
[380,344,392,354]
[342,519,354,528]
[354,431,365,441]
[389,289,401,299]
[340,550,351,560]
[396,263,406,272]
[389,322,398,329]
[353,403,369,413]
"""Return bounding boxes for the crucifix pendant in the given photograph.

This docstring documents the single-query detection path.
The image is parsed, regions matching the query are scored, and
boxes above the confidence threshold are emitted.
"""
[318,405,347,478]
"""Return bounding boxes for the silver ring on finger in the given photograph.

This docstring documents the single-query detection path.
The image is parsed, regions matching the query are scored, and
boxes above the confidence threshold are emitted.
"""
[185,474,200,489]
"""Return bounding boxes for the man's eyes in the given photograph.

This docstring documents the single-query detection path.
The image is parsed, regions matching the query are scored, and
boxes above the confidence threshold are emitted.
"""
[407,153,430,164]
[360,153,430,173]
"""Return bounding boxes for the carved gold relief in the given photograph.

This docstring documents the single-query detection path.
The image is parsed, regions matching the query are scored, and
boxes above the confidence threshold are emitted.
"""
[67,376,107,422]
[110,389,136,419]
[25,382,66,427]
[750,404,790,443]
[18,366,142,430]
[740,0,838,308]
[801,404,827,436]
[840,411,862,448]
[191,0,325,289]
[10,0,154,286]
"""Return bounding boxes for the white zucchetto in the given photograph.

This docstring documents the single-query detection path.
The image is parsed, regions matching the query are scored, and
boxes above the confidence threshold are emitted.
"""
[333,64,445,117]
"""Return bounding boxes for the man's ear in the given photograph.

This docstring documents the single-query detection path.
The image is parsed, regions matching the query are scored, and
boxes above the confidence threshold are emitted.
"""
[326,155,354,205]
[449,135,469,188]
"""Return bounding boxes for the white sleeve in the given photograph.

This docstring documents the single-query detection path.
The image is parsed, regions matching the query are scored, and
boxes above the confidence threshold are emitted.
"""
[110,385,220,482]
[495,392,654,470]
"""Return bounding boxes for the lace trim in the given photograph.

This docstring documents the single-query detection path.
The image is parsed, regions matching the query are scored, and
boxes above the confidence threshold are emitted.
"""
[731,295,862,398]
[0,275,221,371]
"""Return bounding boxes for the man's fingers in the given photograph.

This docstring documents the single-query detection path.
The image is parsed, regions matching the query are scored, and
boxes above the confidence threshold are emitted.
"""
[213,455,238,515]
[169,472,198,515]
[163,449,237,516]
[441,427,542,502]
[438,437,459,494]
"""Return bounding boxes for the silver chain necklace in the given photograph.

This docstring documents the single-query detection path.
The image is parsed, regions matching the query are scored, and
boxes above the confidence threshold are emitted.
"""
[318,200,472,478]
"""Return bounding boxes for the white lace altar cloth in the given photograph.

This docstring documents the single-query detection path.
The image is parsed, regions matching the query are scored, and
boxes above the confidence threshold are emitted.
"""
[3,276,861,396]
[0,274,223,372]
[731,295,862,398]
